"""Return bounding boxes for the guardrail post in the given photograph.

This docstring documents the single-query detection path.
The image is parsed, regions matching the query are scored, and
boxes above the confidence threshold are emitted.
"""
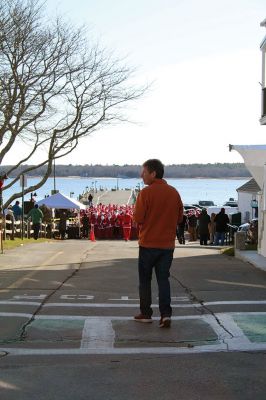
[234,231,246,251]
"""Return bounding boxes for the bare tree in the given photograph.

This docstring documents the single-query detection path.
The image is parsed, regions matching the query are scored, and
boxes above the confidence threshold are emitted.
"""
[0,0,146,208]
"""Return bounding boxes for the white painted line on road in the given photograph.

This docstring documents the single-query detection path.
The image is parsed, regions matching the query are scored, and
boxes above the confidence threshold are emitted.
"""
[171,296,190,302]
[3,342,266,357]
[104,296,189,302]
[0,312,33,318]
[202,315,232,341]
[0,301,41,306]
[216,313,251,350]
[229,311,266,316]
[127,190,133,205]
[0,345,229,356]
[42,302,199,308]
[96,191,108,205]
[11,295,47,300]
[1,299,266,308]
[204,300,266,306]
[208,279,266,289]
[216,314,251,339]
[60,295,94,300]
[42,251,64,266]
[43,300,266,308]
[109,296,139,301]
[80,318,115,349]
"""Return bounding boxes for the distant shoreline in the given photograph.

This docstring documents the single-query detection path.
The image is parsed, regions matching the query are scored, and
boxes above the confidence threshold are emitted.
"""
[2,163,250,180]
[20,176,249,180]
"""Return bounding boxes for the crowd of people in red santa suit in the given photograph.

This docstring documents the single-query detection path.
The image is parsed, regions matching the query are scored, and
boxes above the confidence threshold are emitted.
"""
[79,203,137,241]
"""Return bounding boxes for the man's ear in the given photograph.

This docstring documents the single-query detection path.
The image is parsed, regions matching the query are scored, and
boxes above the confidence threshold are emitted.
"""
[151,171,156,179]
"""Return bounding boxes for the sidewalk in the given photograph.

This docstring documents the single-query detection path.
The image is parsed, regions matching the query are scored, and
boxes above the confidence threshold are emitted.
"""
[235,249,266,272]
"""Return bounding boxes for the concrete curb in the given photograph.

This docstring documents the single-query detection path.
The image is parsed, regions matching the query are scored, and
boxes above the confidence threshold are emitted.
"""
[235,249,266,272]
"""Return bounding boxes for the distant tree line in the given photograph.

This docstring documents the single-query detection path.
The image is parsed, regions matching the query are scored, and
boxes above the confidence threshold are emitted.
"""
[0,163,251,179]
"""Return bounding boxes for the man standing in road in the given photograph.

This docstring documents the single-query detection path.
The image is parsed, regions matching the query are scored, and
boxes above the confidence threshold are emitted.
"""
[133,159,183,328]
[214,207,230,246]
[27,204,43,240]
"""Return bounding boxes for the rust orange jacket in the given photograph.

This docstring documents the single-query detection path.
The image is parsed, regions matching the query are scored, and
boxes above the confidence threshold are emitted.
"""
[133,179,183,249]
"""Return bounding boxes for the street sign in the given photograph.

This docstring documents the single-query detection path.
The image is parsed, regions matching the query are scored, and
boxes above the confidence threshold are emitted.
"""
[20,175,27,187]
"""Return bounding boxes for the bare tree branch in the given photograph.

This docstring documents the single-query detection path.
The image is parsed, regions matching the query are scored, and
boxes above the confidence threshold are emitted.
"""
[0,0,147,208]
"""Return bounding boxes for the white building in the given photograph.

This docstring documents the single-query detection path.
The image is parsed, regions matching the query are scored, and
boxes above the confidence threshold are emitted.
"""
[236,178,260,223]
[230,20,266,256]
[230,145,266,255]
[260,18,266,125]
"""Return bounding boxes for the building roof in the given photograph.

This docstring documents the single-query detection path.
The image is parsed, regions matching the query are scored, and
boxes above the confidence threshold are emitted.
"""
[230,145,266,188]
[236,178,260,193]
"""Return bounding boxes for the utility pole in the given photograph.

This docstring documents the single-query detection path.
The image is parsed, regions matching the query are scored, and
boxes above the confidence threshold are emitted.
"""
[0,173,8,253]
[20,174,25,240]
[53,158,56,192]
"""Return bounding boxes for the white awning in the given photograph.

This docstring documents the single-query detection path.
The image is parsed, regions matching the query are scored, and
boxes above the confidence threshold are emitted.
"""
[230,144,266,189]
[37,192,86,210]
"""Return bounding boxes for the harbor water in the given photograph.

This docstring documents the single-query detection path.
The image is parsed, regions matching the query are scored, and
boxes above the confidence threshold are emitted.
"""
[3,177,249,206]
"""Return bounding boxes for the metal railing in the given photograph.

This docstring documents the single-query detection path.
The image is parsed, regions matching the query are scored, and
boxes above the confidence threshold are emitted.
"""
[225,224,239,245]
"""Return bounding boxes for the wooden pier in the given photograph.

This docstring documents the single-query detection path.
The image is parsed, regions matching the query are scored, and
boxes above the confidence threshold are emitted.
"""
[80,189,136,206]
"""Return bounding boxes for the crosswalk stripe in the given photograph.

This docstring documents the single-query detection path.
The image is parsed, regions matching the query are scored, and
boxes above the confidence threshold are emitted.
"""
[1,312,266,355]
[80,318,115,349]
[1,300,266,308]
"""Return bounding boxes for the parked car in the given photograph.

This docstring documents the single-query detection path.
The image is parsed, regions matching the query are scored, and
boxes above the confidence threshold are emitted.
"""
[223,200,238,207]
[197,200,215,208]
[184,204,201,212]
[223,197,238,207]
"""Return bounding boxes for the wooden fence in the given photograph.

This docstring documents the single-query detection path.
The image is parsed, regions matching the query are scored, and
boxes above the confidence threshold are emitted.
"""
[2,218,58,240]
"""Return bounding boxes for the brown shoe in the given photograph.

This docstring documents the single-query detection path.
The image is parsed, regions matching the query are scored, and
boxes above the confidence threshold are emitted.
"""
[134,314,153,323]
[159,317,171,328]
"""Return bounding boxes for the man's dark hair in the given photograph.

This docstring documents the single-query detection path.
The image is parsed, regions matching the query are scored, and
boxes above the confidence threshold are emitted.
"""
[143,159,164,179]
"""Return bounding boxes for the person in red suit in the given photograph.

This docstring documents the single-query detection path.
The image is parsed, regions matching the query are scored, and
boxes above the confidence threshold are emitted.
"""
[122,209,132,241]
[90,211,98,238]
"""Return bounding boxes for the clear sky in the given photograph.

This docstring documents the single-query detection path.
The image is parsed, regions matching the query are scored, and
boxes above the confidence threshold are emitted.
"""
[10,0,266,165]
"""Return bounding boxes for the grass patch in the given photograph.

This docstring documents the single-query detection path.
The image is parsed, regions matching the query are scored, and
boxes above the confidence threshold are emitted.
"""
[1,237,54,251]
[221,247,234,256]
[221,243,258,257]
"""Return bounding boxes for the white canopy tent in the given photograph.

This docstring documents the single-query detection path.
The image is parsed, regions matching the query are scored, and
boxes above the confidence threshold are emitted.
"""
[37,192,86,210]
[37,192,86,239]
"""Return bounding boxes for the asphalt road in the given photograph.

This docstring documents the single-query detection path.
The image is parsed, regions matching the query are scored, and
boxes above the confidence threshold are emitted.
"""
[0,239,266,399]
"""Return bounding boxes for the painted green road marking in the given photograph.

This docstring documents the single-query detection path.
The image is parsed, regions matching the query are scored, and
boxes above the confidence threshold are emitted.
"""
[29,319,85,331]
[26,319,85,341]
[232,314,266,343]
[2,313,266,355]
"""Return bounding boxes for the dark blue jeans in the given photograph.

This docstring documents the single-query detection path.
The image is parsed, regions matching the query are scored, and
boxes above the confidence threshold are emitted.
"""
[214,232,225,245]
[138,246,174,318]
[32,223,41,240]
